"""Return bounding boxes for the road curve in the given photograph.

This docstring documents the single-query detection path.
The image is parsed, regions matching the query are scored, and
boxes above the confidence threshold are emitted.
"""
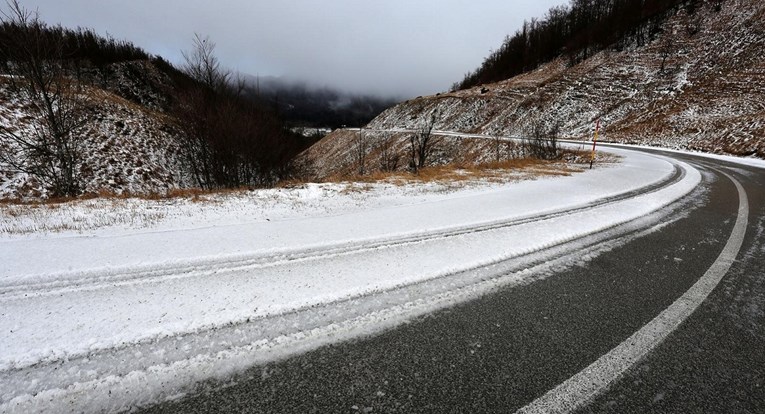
[137,147,764,414]
[517,169,749,413]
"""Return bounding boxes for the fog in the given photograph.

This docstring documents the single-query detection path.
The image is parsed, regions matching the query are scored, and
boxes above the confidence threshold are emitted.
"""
[22,0,568,98]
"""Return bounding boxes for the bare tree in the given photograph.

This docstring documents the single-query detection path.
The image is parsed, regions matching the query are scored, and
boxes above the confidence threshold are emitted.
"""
[352,128,368,175]
[377,131,400,172]
[175,34,243,189]
[658,31,674,74]
[408,109,439,173]
[174,35,239,188]
[173,87,212,187]
[0,0,87,197]
[524,119,560,160]
[181,34,230,92]
[491,133,504,163]
[174,34,299,189]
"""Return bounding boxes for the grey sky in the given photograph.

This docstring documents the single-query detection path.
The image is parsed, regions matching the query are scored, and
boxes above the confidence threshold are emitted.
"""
[22,0,568,98]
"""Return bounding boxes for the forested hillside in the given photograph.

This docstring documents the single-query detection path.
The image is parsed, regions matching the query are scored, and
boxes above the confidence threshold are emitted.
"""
[457,0,714,90]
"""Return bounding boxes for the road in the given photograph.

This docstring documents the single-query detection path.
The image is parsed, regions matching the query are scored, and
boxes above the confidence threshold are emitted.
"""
[136,148,764,413]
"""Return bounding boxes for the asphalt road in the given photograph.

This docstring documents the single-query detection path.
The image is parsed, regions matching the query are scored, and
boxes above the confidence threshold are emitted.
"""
[141,150,764,413]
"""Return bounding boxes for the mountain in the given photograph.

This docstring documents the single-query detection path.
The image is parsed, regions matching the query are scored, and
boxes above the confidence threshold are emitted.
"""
[362,0,764,159]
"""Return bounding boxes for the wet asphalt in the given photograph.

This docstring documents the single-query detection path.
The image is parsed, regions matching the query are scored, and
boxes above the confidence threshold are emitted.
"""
[140,153,764,413]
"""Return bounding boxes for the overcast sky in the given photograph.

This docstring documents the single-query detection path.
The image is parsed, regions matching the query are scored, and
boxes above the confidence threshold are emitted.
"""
[22,0,568,98]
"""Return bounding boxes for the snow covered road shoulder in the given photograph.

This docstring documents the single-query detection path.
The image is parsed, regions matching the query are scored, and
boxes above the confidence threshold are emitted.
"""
[0,148,701,413]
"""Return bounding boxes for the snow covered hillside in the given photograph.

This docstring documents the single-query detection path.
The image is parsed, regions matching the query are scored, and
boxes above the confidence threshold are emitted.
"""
[0,63,189,200]
[367,0,765,159]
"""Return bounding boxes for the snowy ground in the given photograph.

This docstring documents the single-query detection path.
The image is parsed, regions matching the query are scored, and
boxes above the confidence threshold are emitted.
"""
[0,146,709,412]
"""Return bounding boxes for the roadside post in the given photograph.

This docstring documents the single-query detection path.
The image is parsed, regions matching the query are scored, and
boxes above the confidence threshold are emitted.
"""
[590,118,600,169]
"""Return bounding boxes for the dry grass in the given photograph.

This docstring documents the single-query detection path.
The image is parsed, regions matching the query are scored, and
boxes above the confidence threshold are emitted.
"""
[0,195,80,206]
[0,150,621,235]
[303,149,610,188]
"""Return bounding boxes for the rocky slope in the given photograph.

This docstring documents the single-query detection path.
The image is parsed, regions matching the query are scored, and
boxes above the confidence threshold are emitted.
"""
[367,0,765,158]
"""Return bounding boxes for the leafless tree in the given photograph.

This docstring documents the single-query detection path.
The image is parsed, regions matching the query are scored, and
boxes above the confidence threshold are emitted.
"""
[491,133,504,163]
[658,31,673,74]
[173,87,212,187]
[377,131,400,172]
[175,34,242,188]
[175,35,243,188]
[524,119,560,160]
[0,0,87,197]
[408,109,439,173]
[352,128,368,175]
[182,34,230,92]
[174,34,299,189]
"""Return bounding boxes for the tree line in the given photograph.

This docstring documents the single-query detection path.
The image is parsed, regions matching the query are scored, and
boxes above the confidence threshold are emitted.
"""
[0,19,150,70]
[455,0,714,91]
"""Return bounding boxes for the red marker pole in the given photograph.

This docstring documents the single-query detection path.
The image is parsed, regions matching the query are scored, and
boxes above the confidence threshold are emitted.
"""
[590,118,600,170]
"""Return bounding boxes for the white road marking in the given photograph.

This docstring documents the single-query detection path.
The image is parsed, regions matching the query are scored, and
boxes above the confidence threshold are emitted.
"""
[515,171,749,414]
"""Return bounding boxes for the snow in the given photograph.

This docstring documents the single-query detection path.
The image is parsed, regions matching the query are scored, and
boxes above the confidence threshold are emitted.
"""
[0,147,703,412]
[601,142,765,170]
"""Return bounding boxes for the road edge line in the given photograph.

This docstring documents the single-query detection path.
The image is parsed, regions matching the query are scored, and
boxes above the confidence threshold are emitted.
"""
[515,171,749,414]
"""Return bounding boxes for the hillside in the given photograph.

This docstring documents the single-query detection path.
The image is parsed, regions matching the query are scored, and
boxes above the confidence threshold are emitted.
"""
[0,62,189,199]
[365,0,764,158]
[0,13,311,200]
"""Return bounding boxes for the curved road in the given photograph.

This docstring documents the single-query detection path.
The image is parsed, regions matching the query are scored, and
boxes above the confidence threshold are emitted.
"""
[139,147,764,413]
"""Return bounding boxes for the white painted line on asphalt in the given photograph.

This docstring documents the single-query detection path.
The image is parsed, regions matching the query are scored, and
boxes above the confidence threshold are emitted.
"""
[515,171,749,414]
